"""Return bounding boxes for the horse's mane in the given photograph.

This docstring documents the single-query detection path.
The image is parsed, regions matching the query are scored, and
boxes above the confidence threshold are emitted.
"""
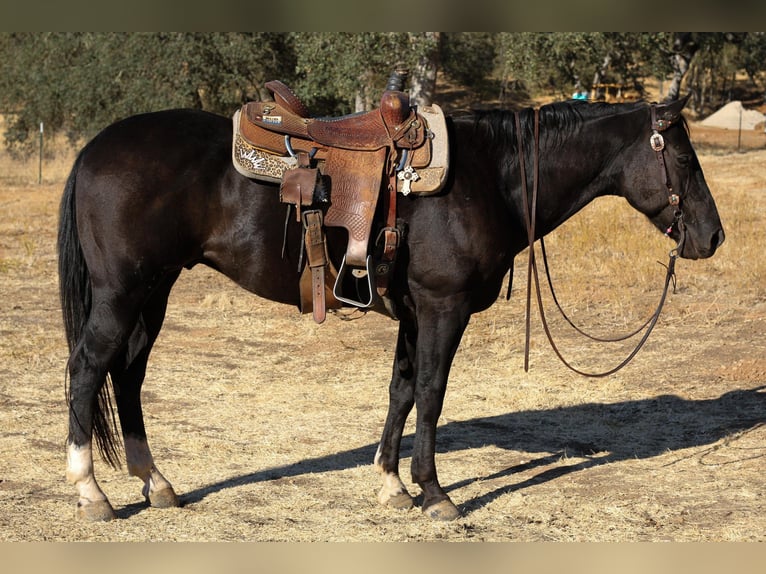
[456,100,679,206]
[464,100,655,154]
[463,99,691,153]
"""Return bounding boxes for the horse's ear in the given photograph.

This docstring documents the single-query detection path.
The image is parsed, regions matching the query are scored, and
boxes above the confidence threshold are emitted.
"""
[657,93,691,126]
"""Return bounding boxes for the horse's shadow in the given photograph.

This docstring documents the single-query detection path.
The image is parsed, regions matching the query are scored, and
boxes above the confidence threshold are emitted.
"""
[120,385,765,519]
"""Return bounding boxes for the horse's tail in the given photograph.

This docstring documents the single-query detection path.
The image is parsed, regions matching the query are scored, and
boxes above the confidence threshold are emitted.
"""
[58,149,90,355]
[58,147,122,468]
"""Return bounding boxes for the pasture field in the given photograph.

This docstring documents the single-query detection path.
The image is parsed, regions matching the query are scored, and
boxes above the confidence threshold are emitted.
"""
[0,123,764,542]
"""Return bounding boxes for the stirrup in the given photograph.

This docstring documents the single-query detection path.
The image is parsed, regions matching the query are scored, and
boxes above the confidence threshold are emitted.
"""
[333,255,375,308]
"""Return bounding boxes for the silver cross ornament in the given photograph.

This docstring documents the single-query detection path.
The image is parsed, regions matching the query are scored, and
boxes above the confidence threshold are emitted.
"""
[397,165,420,195]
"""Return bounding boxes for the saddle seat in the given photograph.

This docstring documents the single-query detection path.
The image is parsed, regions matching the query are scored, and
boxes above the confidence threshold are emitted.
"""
[245,79,423,152]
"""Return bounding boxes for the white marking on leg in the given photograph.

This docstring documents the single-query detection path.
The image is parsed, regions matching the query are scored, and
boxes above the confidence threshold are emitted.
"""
[374,444,411,506]
[124,436,175,500]
[66,441,108,504]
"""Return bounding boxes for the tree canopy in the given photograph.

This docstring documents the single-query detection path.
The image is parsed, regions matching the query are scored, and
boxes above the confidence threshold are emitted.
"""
[1,32,763,153]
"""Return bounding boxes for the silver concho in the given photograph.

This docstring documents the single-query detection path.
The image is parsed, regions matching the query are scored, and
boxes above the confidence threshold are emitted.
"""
[649,131,665,152]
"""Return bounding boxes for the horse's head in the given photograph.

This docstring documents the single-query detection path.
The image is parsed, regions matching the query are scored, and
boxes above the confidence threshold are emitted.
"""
[622,95,724,259]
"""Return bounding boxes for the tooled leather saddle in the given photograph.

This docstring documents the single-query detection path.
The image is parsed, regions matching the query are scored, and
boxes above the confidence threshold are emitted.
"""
[232,69,449,323]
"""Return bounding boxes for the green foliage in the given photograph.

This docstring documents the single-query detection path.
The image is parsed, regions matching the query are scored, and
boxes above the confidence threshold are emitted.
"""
[497,32,674,99]
[0,32,763,154]
[0,32,296,153]
[440,33,496,87]
[681,32,766,112]
[739,32,766,85]
[290,32,497,113]
[290,32,421,114]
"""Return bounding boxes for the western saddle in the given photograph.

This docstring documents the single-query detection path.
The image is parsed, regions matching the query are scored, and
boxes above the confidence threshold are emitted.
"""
[232,69,449,323]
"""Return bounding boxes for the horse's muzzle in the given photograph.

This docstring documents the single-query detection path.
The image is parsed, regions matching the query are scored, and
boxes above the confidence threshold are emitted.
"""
[682,226,725,259]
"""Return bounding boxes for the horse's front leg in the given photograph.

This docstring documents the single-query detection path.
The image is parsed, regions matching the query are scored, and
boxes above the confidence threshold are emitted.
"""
[375,323,417,510]
[410,295,471,521]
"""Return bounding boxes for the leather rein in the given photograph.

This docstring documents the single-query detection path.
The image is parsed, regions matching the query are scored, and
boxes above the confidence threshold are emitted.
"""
[514,104,686,377]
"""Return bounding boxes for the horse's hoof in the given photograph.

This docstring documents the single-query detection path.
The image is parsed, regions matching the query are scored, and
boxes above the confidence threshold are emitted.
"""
[423,499,461,521]
[76,500,117,522]
[148,487,180,508]
[379,489,415,510]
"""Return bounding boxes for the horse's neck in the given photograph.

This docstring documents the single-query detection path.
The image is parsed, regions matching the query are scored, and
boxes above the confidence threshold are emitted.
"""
[533,112,641,238]
[533,168,604,238]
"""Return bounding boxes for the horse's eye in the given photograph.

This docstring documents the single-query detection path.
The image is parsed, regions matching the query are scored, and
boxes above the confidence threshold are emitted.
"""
[677,154,691,168]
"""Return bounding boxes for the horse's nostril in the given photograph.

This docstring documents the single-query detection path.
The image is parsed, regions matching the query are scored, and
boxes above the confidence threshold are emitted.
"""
[713,228,725,250]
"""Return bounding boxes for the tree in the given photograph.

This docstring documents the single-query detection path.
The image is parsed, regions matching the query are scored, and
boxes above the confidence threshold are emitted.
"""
[670,32,760,113]
[169,33,297,109]
[2,32,764,153]
[497,33,673,101]
[497,33,604,99]
[0,33,297,153]
[666,33,700,102]
[739,32,766,93]
[409,32,441,107]
[290,33,417,114]
[290,33,472,112]
[592,33,672,100]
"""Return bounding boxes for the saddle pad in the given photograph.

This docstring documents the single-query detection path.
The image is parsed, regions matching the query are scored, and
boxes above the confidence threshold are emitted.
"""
[396,103,449,195]
[231,109,297,182]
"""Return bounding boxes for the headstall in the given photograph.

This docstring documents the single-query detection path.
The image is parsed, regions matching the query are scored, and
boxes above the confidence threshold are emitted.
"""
[650,104,686,252]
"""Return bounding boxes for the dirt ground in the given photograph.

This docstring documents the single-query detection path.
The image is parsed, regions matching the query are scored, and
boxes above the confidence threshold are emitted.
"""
[0,123,764,542]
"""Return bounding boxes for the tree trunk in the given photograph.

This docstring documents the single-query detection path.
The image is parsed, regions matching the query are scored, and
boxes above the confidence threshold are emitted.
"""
[409,32,441,107]
[667,53,690,101]
[592,53,612,100]
[355,70,374,113]
[667,33,699,101]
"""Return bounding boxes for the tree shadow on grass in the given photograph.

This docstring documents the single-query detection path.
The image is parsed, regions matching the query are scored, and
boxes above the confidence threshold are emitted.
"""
[118,385,764,519]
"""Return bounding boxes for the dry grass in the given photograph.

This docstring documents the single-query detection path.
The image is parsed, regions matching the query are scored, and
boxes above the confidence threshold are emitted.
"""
[0,121,764,542]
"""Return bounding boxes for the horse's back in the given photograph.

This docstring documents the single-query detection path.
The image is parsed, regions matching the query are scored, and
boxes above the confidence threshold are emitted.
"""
[80,109,231,180]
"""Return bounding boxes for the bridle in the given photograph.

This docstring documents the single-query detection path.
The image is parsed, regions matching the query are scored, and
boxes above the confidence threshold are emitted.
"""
[515,103,684,377]
[650,104,687,254]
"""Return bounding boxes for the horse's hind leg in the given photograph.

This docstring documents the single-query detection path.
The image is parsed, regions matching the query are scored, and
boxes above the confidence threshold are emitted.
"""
[112,273,180,509]
[375,324,416,510]
[66,291,146,521]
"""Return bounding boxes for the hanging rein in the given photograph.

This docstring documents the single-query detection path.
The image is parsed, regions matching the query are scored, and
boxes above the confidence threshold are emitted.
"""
[513,104,686,377]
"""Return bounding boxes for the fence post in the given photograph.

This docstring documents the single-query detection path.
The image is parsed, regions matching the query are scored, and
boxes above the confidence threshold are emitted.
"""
[737,106,742,153]
[38,121,44,184]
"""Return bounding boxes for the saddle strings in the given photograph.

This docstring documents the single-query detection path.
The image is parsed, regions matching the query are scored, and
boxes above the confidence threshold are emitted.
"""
[515,106,679,378]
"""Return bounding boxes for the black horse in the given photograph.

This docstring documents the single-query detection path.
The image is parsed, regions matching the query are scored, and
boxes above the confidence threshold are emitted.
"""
[58,95,724,522]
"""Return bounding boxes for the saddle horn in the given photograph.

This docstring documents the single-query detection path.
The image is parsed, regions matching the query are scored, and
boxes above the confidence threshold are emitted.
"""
[386,65,410,92]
